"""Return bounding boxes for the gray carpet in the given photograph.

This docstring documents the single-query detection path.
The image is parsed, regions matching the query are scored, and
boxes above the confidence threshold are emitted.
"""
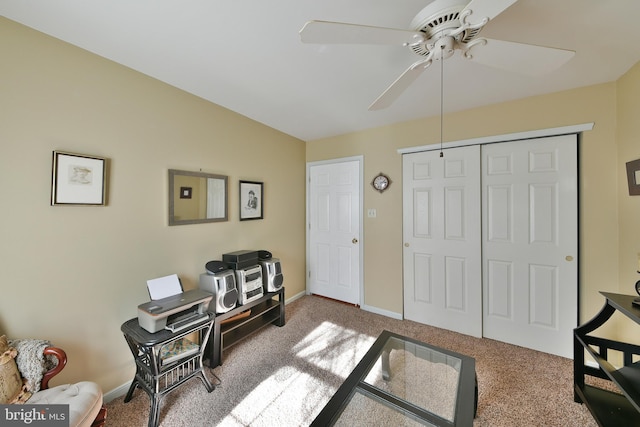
[106,295,599,426]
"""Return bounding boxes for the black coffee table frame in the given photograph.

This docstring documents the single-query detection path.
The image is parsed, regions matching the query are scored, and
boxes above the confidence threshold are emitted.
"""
[311,330,477,427]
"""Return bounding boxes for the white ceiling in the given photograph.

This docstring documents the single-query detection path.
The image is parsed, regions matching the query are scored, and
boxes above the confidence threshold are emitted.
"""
[2,0,640,141]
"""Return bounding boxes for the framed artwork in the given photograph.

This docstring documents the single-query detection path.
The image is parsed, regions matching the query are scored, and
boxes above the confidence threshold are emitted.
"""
[51,151,107,206]
[239,180,263,220]
[179,186,192,199]
[627,158,640,196]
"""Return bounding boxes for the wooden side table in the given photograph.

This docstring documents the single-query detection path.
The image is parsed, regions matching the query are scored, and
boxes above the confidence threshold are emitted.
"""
[121,315,215,427]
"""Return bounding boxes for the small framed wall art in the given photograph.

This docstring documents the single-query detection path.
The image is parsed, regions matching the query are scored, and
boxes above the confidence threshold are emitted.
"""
[179,187,192,199]
[51,151,107,206]
[239,180,263,221]
[627,158,640,196]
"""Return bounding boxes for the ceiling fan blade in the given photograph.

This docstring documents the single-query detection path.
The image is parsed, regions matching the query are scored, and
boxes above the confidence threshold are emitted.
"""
[299,20,425,46]
[461,0,518,25]
[369,58,433,111]
[467,38,575,75]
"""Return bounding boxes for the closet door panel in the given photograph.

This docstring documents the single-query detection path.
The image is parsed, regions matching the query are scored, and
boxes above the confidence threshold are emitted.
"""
[403,146,482,337]
[482,135,577,358]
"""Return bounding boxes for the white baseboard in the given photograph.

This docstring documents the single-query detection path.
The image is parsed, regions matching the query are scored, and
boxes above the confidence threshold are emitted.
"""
[303,289,402,320]
[104,381,130,403]
[361,304,403,320]
[285,290,306,304]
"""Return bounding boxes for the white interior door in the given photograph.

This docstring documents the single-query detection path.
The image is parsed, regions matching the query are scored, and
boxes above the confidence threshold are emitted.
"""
[482,135,578,358]
[402,146,482,337]
[308,159,362,305]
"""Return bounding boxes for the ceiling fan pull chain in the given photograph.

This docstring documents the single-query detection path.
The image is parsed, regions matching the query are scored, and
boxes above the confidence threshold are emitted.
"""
[439,43,444,158]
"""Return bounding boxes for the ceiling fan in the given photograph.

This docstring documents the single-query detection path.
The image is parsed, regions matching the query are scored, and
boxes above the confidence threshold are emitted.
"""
[299,0,575,111]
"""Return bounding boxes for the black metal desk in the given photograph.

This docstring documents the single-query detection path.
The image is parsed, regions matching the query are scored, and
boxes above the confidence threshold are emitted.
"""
[121,315,215,427]
[312,330,477,426]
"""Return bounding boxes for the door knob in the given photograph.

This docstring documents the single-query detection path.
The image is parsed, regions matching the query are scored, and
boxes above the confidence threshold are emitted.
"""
[565,255,574,262]
[404,243,410,247]
[352,238,358,244]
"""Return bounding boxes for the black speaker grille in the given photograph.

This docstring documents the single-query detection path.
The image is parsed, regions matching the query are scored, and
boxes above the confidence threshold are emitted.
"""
[274,274,284,288]
[222,289,238,308]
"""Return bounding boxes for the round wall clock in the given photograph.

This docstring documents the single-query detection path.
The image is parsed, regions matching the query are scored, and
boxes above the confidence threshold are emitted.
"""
[372,173,391,193]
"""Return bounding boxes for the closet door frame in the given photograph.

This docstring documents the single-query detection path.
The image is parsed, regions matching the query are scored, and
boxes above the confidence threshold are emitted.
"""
[398,124,593,157]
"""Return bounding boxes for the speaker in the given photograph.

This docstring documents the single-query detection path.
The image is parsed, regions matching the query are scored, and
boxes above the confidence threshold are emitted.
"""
[205,260,227,274]
[259,258,283,292]
[258,250,272,260]
[199,270,238,313]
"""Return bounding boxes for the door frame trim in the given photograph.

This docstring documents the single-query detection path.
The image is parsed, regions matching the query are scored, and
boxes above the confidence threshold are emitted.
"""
[397,123,593,154]
[306,156,364,306]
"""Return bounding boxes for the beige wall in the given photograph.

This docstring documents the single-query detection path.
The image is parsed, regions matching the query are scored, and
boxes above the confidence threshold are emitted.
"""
[0,17,306,393]
[307,78,629,330]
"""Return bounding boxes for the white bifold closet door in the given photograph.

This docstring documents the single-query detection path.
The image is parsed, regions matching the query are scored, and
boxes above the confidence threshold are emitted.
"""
[403,134,577,358]
[482,135,577,358]
[402,145,483,338]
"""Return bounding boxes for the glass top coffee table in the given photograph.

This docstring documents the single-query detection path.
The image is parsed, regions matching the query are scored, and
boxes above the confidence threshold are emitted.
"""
[312,330,477,426]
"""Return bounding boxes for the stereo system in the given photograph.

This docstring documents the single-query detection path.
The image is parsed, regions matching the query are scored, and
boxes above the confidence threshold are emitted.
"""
[200,249,283,312]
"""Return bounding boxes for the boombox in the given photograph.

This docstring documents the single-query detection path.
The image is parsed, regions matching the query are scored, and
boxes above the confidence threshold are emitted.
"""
[259,258,283,292]
[198,269,238,314]
[235,265,263,305]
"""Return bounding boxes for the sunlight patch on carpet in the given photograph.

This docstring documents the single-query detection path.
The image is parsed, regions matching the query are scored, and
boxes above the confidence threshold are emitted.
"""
[226,366,331,426]
[293,321,375,378]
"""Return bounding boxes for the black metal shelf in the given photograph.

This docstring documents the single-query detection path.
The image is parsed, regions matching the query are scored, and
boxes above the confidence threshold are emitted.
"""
[574,292,640,426]
[575,385,640,425]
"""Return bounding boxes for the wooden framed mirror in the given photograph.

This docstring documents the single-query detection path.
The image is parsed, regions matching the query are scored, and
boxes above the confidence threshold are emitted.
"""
[169,169,228,225]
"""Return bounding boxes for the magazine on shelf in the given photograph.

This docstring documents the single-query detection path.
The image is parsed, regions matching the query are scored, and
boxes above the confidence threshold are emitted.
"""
[160,338,199,365]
